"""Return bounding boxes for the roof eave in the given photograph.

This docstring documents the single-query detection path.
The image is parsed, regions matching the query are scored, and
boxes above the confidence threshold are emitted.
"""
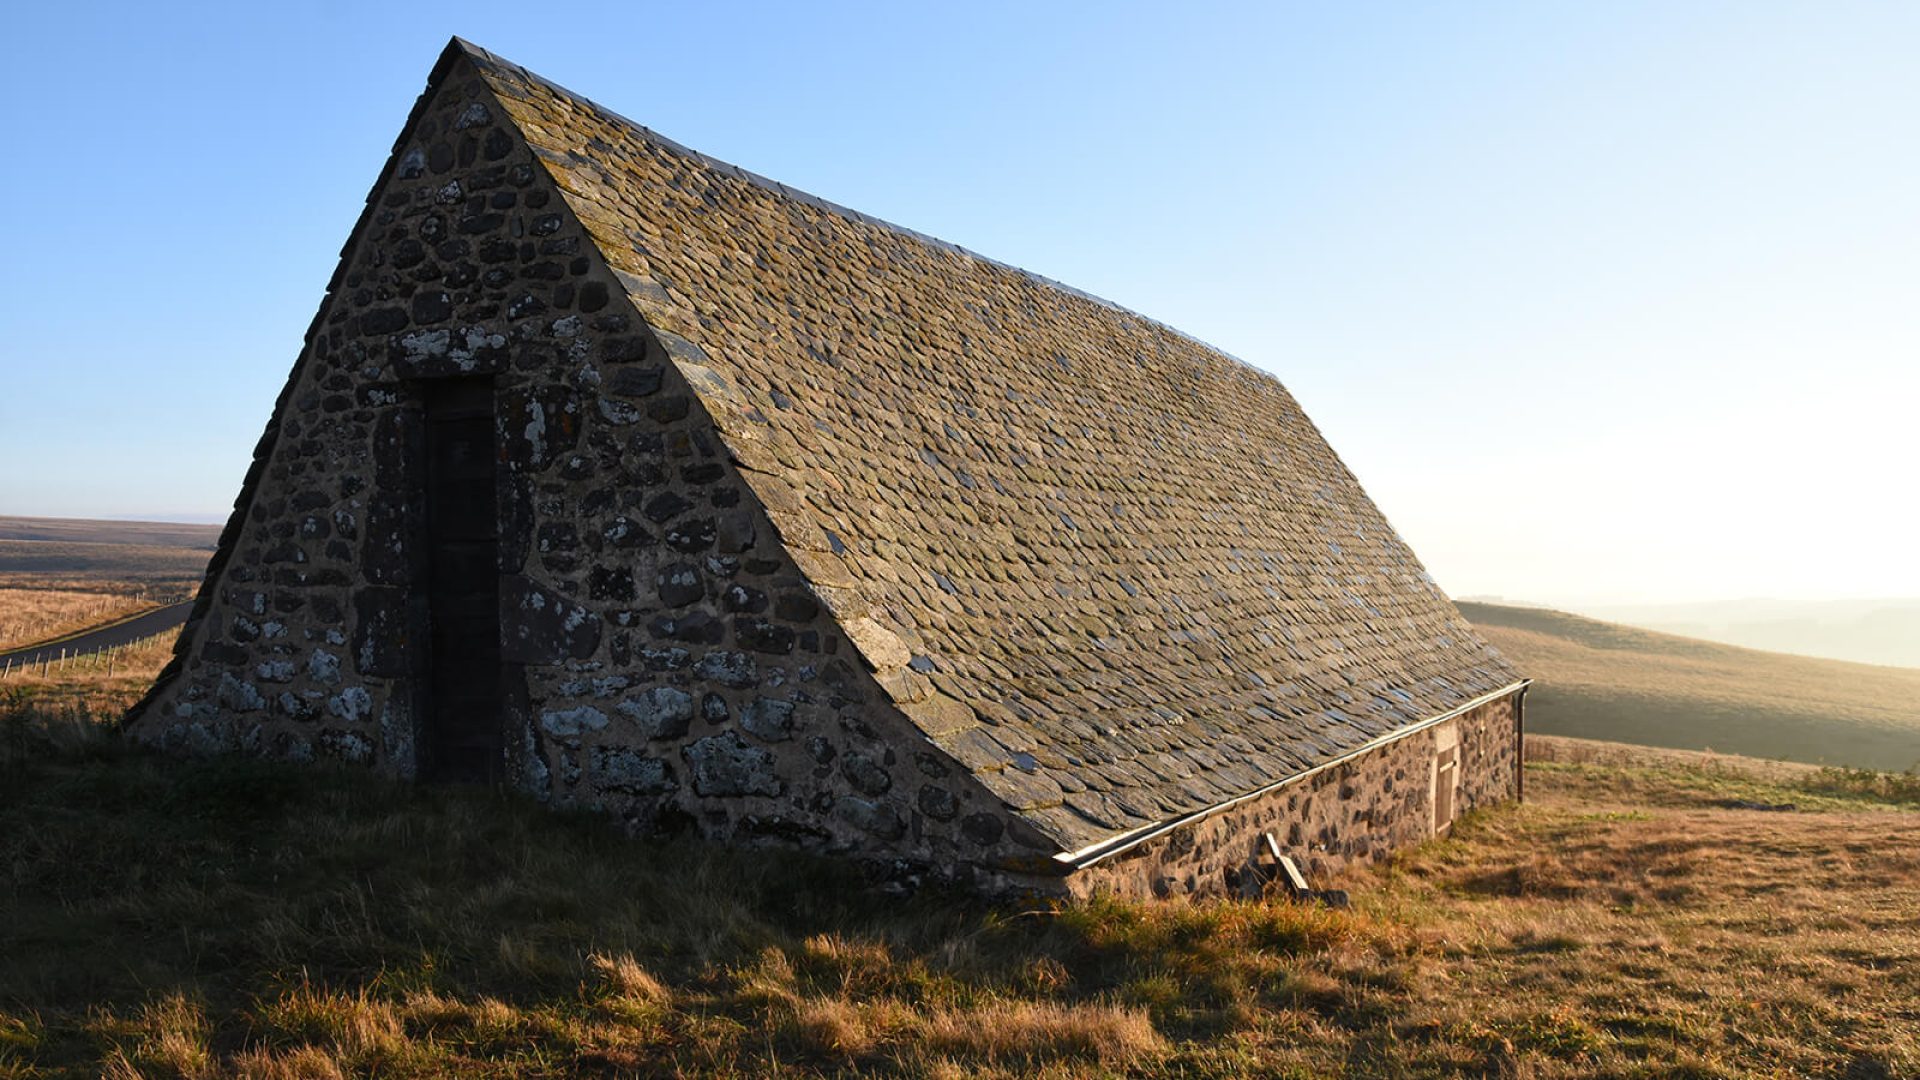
[1051,678,1534,872]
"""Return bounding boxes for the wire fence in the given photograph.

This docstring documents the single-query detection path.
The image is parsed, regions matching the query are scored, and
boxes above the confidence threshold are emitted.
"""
[0,631,175,682]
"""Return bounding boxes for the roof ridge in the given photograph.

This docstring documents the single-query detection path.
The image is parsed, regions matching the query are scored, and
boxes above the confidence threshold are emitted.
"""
[451,37,1272,379]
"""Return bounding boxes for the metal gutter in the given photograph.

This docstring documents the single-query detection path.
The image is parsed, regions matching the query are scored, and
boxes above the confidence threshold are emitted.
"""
[1054,679,1533,871]
[1515,682,1531,803]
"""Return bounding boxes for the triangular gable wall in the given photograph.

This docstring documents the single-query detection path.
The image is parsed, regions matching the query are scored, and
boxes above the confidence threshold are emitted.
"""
[128,46,1060,889]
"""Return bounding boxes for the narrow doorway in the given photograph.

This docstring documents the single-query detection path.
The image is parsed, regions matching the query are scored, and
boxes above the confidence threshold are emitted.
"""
[421,376,503,782]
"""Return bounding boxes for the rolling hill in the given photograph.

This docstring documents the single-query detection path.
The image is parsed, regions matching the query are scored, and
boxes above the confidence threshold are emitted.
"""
[1461,601,1920,771]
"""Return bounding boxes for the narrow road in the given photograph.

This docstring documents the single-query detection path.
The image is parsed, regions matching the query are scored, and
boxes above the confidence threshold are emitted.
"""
[0,601,195,667]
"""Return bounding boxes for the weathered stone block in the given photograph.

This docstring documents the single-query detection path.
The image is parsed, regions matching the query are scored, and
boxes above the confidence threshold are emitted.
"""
[684,733,780,797]
[501,575,602,663]
[615,687,693,740]
[739,697,795,742]
[353,587,412,677]
[593,747,676,795]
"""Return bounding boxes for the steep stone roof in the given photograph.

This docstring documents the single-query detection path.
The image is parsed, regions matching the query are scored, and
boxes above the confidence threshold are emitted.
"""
[460,40,1522,855]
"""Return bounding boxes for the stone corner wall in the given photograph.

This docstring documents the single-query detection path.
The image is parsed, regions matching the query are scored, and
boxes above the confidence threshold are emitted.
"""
[1065,692,1523,899]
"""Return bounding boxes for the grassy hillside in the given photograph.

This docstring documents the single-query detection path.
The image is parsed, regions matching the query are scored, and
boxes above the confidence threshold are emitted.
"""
[1577,597,1920,670]
[0,723,1912,1079]
[1462,601,1920,771]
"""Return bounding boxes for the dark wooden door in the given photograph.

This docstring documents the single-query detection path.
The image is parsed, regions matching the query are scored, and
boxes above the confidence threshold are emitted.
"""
[422,377,502,782]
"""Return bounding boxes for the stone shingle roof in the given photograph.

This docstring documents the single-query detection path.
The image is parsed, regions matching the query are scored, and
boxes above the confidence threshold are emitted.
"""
[464,41,1520,854]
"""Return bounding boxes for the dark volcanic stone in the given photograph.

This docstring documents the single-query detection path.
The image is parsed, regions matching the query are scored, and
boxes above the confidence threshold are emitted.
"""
[918,784,958,821]
[684,733,780,797]
[605,366,663,398]
[721,583,767,613]
[773,591,820,623]
[361,494,412,585]
[693,651,757,689]
[353,587,411,677]
[361,307,408,334]
[499,385,582,471]
[664,517,716,553]
[500,575,602,663]
[411,290,453,324]
[960,813,1006,846]
[734,617,795,655]
[581,565,630,600]
[649,611,724,645]
[837,797,905,841]
[656,563,703,607]
[840,752,891,796]
[642,492,691,524]
[740,698,795,742]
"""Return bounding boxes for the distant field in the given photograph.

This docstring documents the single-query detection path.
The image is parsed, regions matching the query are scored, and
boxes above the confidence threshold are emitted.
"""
[0,516,218,601]
[0,515,221,549]
[1463,601,1920,772]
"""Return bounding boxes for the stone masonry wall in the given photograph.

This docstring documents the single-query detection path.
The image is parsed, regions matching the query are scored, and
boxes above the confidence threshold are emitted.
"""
[1066,694,1522,899]
[128,54,1055,891]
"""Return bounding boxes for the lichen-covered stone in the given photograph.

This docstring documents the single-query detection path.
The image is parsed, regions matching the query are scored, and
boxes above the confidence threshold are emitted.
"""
[738,697,794,742]
[840,751,891,796]
[837,796,905,841]
[541,705,609,739]
[307,649,342,685]
[614,687,693,740]
[328,686,373,724]
[501,576,601,663]
[693,651,757,689]
[684,733,779,797]
[592,747,675,794]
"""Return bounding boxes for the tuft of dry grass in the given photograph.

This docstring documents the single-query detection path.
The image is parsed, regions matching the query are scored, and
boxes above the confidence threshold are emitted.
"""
[915,1000,1165,1066]
[588,951,671,1005]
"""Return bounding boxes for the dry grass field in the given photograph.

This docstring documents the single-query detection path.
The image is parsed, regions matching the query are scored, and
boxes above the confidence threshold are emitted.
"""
[2,688,1915,1079]
[0,631,175,744]
[0,542,211,599]
[1463,601,1920,771]
[0,516,219,604]
[0,589,153,653]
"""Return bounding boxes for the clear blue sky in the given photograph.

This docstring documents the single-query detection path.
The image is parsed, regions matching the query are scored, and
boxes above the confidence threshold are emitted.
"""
[2,1,1914,606]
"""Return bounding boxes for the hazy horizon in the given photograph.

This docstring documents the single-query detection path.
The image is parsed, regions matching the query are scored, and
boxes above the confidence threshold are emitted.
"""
[2,2,1914,608]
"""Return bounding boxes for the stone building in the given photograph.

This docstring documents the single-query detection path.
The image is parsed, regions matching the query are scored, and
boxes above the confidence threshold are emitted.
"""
[128,39,1528,898]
